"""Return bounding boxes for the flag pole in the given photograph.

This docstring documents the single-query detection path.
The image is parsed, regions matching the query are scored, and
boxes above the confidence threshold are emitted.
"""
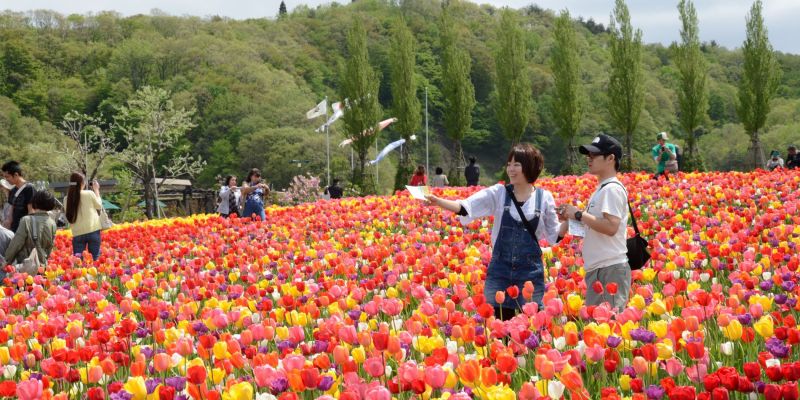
[425,86,429,178]
[325,96,330,187]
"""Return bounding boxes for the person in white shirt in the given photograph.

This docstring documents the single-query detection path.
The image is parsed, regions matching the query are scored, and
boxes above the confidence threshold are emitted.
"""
[216,175,241,218]
[424,143,560,320]
[558,134,630,311]
[430,167,449,188]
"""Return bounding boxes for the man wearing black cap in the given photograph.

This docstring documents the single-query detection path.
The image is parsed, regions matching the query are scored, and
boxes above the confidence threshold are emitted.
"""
[557,134,631,311]
[786,146,799,169]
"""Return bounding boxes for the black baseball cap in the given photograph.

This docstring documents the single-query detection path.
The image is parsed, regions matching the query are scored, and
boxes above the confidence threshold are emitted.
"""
[579,134,623,160]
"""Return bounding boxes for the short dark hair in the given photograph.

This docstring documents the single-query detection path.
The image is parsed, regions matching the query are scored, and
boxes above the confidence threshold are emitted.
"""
[507,143,544,184]
[31,190,56,211]
[789,145,797,151]
[224,175,236,186]
[604,154,621,171]
[435,167,443,175]
[468,156,476,164]
[1,161,22,176]
[332,178,340,185]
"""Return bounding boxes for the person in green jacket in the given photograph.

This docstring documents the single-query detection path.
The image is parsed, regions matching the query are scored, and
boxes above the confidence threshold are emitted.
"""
[652,132,678,180]
[4,190,57,277]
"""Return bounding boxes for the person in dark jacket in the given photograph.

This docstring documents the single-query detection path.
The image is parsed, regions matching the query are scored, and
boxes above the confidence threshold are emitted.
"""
[786,146,800,169]
[325,179,343,199]
[465,156,480,186]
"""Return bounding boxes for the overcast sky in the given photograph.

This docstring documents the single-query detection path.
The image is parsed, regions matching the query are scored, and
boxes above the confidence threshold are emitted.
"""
[2,0,799,54]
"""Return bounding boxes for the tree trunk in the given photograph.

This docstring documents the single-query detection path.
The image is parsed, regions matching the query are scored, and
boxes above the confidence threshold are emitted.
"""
[449,141,465,186]
[143,175,154,219]
[624,131,633,171]
[750,133,764,170]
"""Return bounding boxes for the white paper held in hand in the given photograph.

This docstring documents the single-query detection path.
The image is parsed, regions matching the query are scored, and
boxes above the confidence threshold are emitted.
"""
[406,185,430,201]
[568,219,586,237]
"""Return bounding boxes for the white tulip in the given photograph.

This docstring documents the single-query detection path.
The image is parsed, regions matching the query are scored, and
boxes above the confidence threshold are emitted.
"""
[548,380,566,400]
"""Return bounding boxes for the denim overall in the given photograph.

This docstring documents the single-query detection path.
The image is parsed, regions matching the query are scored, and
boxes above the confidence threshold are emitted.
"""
[484,186,545,310]
[242,187,266,221]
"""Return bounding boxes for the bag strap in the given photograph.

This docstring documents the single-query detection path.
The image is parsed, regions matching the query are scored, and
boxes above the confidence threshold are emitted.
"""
[599,181,642,236]
[27,216,43,253]
[505,185,543,243]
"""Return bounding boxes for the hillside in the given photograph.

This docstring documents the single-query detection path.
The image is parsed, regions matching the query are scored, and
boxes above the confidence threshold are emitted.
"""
[1,0,800,191]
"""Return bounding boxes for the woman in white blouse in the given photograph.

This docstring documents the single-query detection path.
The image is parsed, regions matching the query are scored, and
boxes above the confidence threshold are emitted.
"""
[425,143,559,320]
[217,175,241,217]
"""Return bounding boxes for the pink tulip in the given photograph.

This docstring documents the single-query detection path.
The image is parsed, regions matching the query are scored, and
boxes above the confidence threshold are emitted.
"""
[364,356,385,378]
[253,365,272,387]
[424,365,447,389]
[364,386,392,400]
[632,356,649,376]
[339,325,358,345]
[686,363,708,382]
[665,358,684,377]
[591,304,613,323]
[520,381,540,400]
[16,379,42,400]
[283,355,305,372]
[585,344,605,363]
[545,298,564,317]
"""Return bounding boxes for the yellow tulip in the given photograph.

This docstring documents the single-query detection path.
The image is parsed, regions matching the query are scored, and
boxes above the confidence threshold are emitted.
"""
[648,320,668,338]
[124,376,148,400]
[723,319,743,341]
[656,342,673,359]
[213,341,230,360]
[567,294,583,313]
[222,382,254,400]
[352,346,366,364]
[753,316,774,338]
[619,374,631,391]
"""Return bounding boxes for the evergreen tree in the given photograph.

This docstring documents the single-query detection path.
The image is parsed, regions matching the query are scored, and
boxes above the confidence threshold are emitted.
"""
[607,0,644,171]
[440,4,474,186]
[549,10,583,174]
[340,19,381,192]
[737,0,781,169]
[493,8,531,145]
[673,0,708,171]
[389,17,421,190]
[279,1,287,18]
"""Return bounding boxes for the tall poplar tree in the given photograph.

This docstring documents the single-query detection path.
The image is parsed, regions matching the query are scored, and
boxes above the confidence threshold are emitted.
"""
[607,0,643,171]
[440,4,474,186]
[340,19,381,190]
[737,0,781,169]
[673,0,708,171]
[493,8,531,145]
[389,17,421,190]
[549,10,583,173]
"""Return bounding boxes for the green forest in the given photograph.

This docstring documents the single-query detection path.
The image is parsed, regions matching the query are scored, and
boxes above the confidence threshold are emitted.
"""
[2,0,800,194]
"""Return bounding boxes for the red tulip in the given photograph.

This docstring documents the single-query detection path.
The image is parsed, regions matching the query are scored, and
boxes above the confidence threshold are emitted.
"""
[87,387,105,400]
[783,382,799,400]
[764,384,782,400]
[158,386,176,400]
[506,285,519,299]
[0,381,16,397]
[703,374,721,392]
[743,362,761,381]
[605,282,618,295]
[187,365,207,385]
[373,331,389,351]
[667,386,696,400]
[711,387,729,400]
[592,281,604,294]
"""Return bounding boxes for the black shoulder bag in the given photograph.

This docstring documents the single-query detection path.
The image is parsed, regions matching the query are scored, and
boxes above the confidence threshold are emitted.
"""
[600,181,650,270]
[505,185,544,243]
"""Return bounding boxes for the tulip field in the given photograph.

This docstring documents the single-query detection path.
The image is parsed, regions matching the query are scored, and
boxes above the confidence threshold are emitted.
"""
[2,170,800,400]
